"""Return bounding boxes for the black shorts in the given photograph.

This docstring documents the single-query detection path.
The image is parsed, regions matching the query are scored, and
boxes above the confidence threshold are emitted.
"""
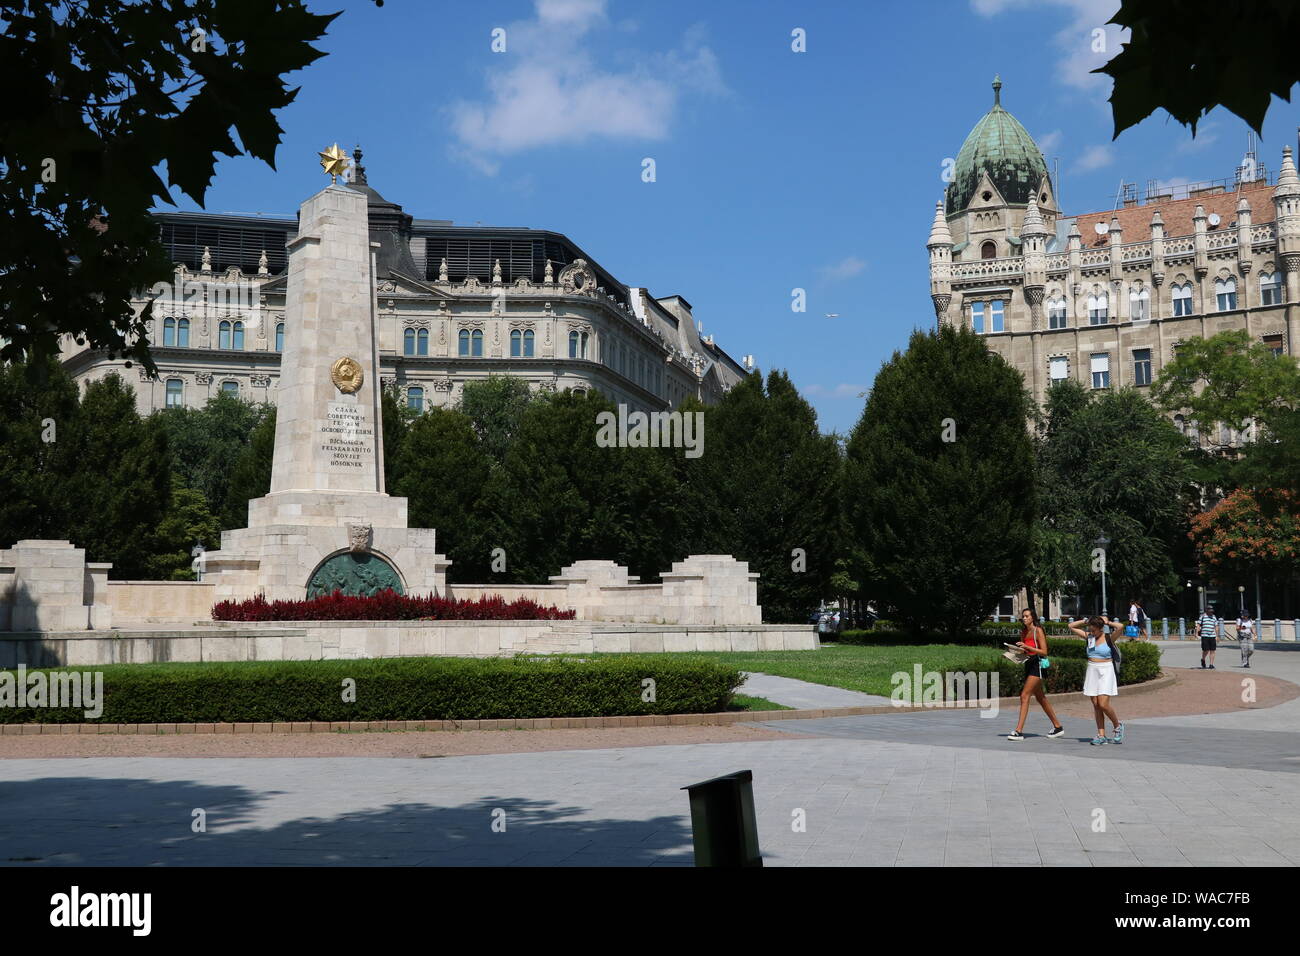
[1023,658,1043,678]
[1201,637,1217,651]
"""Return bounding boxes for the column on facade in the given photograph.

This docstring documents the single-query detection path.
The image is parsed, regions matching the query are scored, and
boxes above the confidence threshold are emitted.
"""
[1193,204,1209,313]
[1236,195,1253,310]
[1150,210,1165,319]
[927,201,953,328]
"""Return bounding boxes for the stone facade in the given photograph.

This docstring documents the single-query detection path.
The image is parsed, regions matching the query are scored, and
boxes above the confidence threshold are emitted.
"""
[929,80,1299,430]
[60,148,750,417]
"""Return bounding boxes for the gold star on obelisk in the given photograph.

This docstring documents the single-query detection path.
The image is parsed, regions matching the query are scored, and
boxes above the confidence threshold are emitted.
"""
[318,143,349,185]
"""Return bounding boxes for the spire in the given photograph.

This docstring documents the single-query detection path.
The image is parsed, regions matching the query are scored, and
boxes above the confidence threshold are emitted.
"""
[351,144,368,186]
[927,201,952,246]
[992,74,1002,108]
[1020,192,1047,238]
[1275,145,1300,197]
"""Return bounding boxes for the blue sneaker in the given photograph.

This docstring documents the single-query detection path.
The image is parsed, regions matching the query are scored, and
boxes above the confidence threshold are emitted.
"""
[1109,724,1124,745]
[1090,735,1109,746]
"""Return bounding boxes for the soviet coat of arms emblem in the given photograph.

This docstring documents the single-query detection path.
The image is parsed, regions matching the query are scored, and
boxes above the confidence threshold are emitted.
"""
[331,356,364,393]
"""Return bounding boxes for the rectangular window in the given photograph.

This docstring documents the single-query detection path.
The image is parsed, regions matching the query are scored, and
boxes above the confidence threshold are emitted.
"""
[1173,294,1192,316]
[1261,277,1282,306]
[165,379,183,408]
[221,381,239,397]
[990,299,1004,333]
[1048,303,1067,329]
[1133,348,1152,386]
[1090,353,1110,389]
[971,301,985,335]
[1217,290,1237,311]
[1049,356,1068,381]
[1264,334,1284,358]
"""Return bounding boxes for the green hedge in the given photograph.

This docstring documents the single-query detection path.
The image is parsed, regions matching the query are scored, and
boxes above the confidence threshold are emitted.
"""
[0,656,745,724]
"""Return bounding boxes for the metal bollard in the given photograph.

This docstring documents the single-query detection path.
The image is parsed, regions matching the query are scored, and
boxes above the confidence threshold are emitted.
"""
[681,770,763,867]
[1178,617,1186,640]
[1162,618,1169,639]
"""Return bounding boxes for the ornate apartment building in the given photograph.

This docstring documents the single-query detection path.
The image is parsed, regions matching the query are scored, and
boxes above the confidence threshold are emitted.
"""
[62,147,750,415]
[928,78,1299,438]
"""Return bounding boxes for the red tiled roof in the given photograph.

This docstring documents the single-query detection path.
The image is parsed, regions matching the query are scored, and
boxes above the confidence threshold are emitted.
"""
[1069,180,1275,247]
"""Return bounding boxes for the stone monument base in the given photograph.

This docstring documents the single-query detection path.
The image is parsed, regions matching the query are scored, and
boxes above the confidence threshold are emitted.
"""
[205,492,449,604]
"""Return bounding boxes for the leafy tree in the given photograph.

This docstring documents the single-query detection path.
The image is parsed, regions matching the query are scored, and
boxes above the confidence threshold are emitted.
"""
[222,407,276,529]
[394,407,496,582]
[380,386,414,493]
[1190,488,1300,587]
[1239,406,1300,496]
[153,393,271,523]
[844,324,1036,637]
[57,373,172,577]
[1034,380,1193,611]
[1,0,338,369]
[687,371,842,622]
[0,355,81,544]
[1098,0,1300,138]
[459,375,538,465]
[486,389,686,584]
[145,476,223,579]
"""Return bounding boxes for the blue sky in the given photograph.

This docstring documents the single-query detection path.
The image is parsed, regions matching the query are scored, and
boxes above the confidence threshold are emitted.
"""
[181,0,1300,434]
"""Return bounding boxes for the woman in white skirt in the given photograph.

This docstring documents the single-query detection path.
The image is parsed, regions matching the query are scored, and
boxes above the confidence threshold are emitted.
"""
[1068,615,1123,746]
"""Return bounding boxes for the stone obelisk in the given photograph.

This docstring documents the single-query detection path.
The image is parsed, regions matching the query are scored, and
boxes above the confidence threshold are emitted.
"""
[204,149,448,602]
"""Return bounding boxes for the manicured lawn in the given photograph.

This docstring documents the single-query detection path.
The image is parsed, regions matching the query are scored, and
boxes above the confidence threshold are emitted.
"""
[729,694,792,712]
[676,645,1004,697]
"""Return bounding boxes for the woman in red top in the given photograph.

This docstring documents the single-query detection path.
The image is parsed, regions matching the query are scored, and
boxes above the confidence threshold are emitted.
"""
[1008,608,1064,741]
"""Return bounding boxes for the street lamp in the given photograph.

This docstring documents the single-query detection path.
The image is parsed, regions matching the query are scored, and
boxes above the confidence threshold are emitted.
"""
[1197,585,1205,613]
[1095,534,1110,616]
[1238,584,1246,616]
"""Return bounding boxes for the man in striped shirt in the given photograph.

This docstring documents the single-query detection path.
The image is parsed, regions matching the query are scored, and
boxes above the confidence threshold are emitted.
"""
[1198,605,1219,669]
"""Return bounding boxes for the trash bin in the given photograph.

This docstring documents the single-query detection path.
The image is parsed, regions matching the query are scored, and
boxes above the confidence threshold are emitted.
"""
[681,770,763,867]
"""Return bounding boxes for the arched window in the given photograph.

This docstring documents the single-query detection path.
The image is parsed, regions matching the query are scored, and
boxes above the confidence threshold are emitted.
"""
[404,328,416,355]
[165,378,183,408]
[219,320,232,350]
[233,321,245,350]
[417,328,429,356]
[1172,283,1193,316]
[407,386,424,412]
[1129,286,1150,322]
[275,323,284,352]
[510,329,522,357]
[981,240,997,259]
[1260,271,1282,306]
[458,329,470,356]
[1215,277,1237,311]
[1048,296,1067,329]
[1087,291,1109,325]
[177,318,190,347]
[569,330,581,358]
[163,317,176,347]
[522,329,535,357]
[470,329,483,356]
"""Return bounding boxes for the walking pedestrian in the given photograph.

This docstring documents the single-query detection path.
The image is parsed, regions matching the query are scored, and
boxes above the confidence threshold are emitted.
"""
[1068,615,1124,746]
[1236,609,1256,668]
[1198,604,1219,669]
[1006,608,1064,741]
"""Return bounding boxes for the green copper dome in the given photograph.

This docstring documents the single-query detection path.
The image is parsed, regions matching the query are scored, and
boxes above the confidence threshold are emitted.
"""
[946,76,1049,215]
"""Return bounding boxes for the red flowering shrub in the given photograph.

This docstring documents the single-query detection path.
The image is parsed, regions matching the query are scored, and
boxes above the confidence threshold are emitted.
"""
[212,590,576,622]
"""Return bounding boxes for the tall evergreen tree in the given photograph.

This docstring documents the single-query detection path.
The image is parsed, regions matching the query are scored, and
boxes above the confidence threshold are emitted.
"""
[222,408,277,529]
[153,393,270,522]
[690,371,841,622]
[844,324,1036,636]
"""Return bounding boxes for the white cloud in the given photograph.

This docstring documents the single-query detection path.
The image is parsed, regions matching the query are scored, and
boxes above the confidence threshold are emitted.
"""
[972,0,1126,95]
[1175,121,1219,154]
[1037,129,1064,154]
[818,256,867,282]
[449,0,725,173]
[1074,144,1114,172]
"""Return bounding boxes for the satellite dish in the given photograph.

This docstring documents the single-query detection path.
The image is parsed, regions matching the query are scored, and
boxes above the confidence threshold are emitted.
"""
[1208,212,1221,227]
[1094,222,1109,235]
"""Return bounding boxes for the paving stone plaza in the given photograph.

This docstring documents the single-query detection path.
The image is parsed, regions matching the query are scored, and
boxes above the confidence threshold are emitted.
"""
[2,643,1296,867]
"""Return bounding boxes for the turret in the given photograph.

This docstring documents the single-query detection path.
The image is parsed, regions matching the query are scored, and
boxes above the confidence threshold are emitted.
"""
[1020,194,1048,327]
[1236,195,1253,284]
[1193,204,1209,280]
[1150,210,1165,289]
[927,200,953,325]
[1274,145,1300,300]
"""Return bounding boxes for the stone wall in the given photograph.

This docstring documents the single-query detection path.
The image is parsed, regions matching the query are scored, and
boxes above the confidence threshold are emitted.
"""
[0,620,816,666]
[0,540,111,632]
[108,581,216,625]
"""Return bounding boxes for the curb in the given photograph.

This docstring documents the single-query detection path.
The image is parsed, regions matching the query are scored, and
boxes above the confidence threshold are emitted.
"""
[0,672,1179,735]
